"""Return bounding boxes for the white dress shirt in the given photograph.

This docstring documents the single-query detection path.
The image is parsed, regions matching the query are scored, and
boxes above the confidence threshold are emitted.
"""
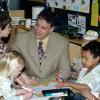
[37,36,49,51]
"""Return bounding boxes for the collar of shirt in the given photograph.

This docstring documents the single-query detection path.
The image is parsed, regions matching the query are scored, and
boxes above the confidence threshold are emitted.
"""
[37,36,49,51]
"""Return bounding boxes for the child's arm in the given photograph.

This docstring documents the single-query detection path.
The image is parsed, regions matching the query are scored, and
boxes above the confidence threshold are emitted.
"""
[80,88,98,100]
[66,81,90,91]
[57,80,90,91]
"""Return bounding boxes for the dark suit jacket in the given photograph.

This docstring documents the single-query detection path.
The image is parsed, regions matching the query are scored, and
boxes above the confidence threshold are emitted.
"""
[11,30,71,81]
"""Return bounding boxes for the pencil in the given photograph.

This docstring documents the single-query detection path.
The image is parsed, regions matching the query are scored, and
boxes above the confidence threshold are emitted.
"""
[22,86,36,94]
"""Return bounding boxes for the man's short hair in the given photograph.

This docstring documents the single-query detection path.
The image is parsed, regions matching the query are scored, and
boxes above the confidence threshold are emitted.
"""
[37,9,55,27]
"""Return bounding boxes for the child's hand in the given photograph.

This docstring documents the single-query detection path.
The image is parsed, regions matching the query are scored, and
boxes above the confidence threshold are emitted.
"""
[16,88,31,95]
[56,81,69,88]
[16,89,33,100]
[17,72,36,85]
[15,77,26,86]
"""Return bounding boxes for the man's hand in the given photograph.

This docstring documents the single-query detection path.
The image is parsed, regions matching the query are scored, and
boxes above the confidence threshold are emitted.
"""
[56,71,64,82]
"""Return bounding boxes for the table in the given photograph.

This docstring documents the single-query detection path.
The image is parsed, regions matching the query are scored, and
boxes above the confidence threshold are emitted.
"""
[31,80,75,100]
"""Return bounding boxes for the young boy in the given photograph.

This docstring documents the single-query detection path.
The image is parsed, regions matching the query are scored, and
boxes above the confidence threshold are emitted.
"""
[57,40,100,100]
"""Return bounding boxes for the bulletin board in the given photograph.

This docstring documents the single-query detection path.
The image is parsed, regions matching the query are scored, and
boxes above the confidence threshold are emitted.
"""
[53,8,89,35]
[47,0,99,36]
[47,0,90,13]
[68,13,86,35]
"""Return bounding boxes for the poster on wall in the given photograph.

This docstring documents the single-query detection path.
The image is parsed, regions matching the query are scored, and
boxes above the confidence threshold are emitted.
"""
[47,0,90,13]
[91,0,99,27]
[65,0,90,13]
[68,13,86,34]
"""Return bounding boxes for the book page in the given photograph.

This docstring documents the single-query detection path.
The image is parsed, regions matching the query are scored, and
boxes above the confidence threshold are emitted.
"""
[32,82,57,93]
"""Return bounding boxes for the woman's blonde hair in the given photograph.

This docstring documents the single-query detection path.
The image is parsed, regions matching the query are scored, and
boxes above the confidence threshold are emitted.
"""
[0,50,25,79]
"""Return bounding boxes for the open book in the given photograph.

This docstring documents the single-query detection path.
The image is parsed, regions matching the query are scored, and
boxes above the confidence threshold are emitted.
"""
[32,82,57,93]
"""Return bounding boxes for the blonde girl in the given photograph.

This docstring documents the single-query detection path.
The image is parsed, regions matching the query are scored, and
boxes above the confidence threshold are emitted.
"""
[57,40,100,100]
[0,50,32,100]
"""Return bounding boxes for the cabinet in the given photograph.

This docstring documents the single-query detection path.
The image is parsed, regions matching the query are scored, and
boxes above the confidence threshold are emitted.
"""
[28,0,46,3]
[21,0,45,18]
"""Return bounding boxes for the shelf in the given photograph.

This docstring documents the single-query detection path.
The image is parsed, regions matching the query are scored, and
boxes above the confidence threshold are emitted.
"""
[28,0,46,3]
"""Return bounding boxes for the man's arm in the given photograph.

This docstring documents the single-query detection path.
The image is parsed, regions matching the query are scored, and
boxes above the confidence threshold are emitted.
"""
[11,32,21,53]
[58,42,71,80]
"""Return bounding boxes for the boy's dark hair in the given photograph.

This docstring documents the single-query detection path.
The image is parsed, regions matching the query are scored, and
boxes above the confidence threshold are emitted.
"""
[37,9,55,27]
[82,40,100,58]
[0,11,11,30]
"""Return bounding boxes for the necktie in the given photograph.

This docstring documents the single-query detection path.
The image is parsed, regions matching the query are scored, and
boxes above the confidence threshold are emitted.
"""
[38,41,45,65]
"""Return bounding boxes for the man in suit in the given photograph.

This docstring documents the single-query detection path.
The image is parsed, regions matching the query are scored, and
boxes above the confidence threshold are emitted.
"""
[11,9,71,82]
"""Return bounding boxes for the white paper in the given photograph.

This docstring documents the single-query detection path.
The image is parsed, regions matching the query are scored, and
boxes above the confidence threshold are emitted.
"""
[32,82,57,93]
